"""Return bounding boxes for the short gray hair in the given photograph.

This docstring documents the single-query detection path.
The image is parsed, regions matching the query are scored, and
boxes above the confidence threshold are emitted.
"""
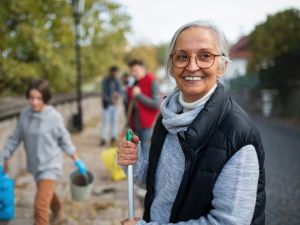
[166,20,230,77]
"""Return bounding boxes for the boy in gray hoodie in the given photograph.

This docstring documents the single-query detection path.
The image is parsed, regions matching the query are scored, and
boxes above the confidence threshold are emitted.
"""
[0,79,87,225]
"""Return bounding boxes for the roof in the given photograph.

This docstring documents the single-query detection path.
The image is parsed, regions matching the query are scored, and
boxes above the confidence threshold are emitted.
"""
[229,35,251,59]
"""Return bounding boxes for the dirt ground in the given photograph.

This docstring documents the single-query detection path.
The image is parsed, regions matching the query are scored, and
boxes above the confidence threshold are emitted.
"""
[1,116,143,225]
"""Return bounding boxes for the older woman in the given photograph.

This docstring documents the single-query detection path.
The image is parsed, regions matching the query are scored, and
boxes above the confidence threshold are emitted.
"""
[118,21,265,225]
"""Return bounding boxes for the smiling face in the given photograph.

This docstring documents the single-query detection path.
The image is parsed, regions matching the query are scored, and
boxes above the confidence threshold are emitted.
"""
[130,64,146,81]
[29,89,46,112]
[171,26,226,102]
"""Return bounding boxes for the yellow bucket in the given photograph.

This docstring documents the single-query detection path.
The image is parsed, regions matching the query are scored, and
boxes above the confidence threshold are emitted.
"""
[100,147,126,181]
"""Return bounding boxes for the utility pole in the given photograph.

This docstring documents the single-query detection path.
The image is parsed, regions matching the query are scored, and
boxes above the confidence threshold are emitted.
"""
[72,0,84,131]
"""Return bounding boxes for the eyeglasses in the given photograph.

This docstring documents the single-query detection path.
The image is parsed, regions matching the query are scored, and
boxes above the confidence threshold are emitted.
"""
[170,50,223,69]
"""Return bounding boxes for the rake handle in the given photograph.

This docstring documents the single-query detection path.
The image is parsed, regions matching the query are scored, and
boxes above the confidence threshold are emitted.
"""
[126,129,135,219]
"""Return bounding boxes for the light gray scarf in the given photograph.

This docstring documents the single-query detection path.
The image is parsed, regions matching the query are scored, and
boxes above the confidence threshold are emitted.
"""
[160,89,209,134]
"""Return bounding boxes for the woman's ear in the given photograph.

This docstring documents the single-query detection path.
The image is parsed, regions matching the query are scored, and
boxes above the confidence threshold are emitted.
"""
[219,60,228,75]
[170,67,175,77]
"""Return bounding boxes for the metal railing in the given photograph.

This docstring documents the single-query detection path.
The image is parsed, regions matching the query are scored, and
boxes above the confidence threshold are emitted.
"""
[0,92,100,121]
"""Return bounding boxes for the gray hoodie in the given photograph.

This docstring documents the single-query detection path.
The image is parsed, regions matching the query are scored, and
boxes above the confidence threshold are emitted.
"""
[0,106,75,181]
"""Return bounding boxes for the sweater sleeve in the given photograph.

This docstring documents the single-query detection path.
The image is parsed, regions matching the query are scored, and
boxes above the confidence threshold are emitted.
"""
[136,145,259,225]
[136,81,160,109]
[0,117,23,165]
[56,113,76,155]
[123,143,148,186]
[102,79,109,102]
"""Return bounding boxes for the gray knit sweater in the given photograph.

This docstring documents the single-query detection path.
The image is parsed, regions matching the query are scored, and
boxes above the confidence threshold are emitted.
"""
[133,89,259,225]
[0,106,76,181]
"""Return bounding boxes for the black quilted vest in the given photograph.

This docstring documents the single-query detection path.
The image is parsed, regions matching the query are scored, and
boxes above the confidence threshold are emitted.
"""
[143,84,265,225]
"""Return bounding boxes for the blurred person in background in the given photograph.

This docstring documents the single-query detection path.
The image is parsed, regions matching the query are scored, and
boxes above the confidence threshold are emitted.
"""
[126,59,160,161]
[118,20,265,225]
[100,66,122,146]
[0,79,87,225]
[121,72,135,114]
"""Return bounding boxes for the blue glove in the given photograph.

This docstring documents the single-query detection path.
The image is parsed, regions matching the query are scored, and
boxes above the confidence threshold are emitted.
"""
[74,159,87,175]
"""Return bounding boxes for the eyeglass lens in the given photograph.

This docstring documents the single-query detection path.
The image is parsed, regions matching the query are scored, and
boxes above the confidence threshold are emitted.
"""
[172,51,217,68]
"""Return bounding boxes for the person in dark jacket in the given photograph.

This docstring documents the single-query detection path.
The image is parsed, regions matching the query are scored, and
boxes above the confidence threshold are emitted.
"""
[118,20,265,225]
[100,66,122,146]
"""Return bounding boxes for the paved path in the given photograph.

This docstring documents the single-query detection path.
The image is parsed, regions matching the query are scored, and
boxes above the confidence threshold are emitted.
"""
[253,116,300,225]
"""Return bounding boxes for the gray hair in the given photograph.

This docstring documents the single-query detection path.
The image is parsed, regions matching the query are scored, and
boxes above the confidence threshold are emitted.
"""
[166,20,230,78]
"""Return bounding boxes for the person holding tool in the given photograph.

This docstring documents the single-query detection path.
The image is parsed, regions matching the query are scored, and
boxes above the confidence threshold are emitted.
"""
[0,79,88,225]
[126,59,160,161]
[120,129,141,225]
[117,20,265,225]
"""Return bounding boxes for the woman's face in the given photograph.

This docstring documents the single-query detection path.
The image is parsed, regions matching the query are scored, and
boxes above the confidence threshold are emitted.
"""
[172,27,226,102]
[29,89,46,112]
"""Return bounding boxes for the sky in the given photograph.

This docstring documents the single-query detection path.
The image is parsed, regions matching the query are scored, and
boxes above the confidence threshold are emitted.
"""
[116,0,300,45]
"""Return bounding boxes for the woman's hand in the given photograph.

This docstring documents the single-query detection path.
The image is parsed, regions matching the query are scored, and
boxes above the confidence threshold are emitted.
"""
[121,217,140,225]
[117,136,139,166]
[71,153,88,174]
[74,159,88,175]
[132,86,141,97]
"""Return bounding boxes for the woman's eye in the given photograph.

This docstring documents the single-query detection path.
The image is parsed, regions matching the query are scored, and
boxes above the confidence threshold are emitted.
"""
[176,54,188,61]
[198,53,211,60]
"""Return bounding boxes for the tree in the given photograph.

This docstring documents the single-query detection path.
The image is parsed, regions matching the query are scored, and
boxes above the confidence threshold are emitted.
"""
[248,8,300,116]
[156,42,169,67]
[124,44,158,72]
[81,0,131,81]
[0,0,131,96]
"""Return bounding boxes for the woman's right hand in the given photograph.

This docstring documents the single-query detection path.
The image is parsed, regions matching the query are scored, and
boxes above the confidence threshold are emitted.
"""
[117,136,139,166]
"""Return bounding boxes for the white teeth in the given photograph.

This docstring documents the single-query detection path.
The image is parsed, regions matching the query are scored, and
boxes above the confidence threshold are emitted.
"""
[184,76,203,81]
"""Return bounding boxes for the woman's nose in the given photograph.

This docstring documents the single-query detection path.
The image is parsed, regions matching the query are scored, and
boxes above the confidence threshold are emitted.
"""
[185,56,199,71]
[30,99,38,105]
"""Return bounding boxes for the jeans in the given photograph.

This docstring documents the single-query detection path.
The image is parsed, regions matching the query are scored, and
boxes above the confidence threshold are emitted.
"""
[101,105,118,142]
[34,180,60,225]
[136,128,153,162]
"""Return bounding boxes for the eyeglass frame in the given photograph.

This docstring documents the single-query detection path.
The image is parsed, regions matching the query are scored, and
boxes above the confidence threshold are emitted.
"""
[170,50,225,69]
